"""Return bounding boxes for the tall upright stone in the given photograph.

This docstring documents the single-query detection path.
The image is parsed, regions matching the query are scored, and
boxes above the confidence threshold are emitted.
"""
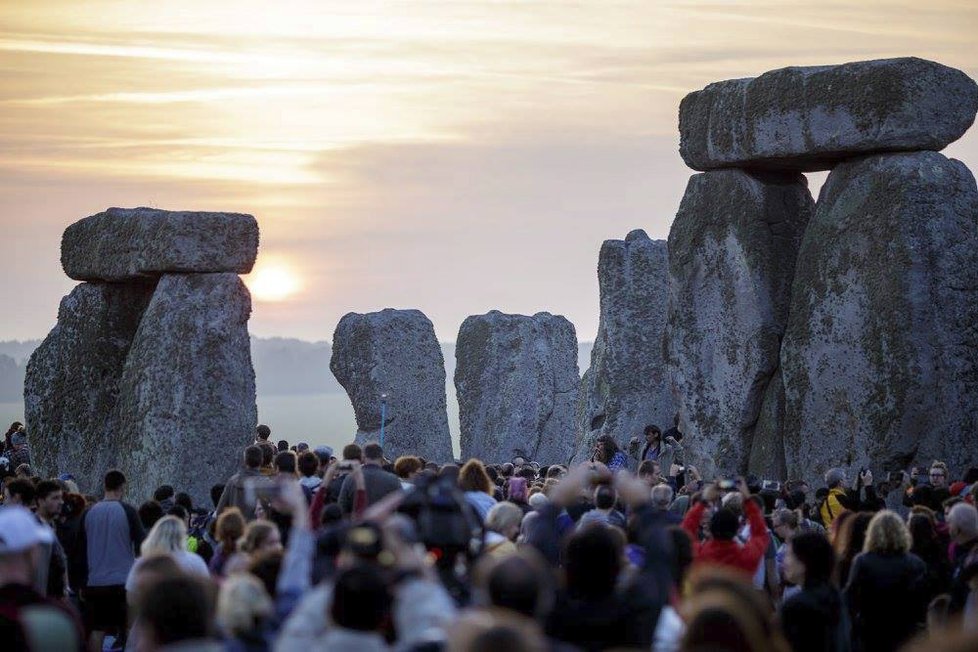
[666,170,813,478]
[781,152,978,486]
[456,311,579,463]
[573,230,674,463]
[114,273,257,503]
[329,309,454,462]
[24,283,156,492]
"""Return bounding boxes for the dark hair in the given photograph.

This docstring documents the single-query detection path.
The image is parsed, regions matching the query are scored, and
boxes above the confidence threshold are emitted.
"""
[644,424,662,437]
[459,459,493,494]
[486,552,552,618]
[168,505,188,521]
[259,443,276,467]
[393,456,423,479]
[667,526,694,587]
[210,484,225,508]
[298,451,319,477]
[35,479,61,501]
[244,445,262,469]
[709,508,739,541]
[595,435,620,463]
[138,500,164,530]
[249,550,283,599]
[790,532,835,586]
[5,477,35,503]
[565,524,621,598]
[331,565,391,631]
[594,484,617,510]
[276,439,289,452]
[363,443,384,461]
[153,485,175,502]
[342,444,362,461]
[174,492,192,512]
[255,424,271,440]
[638,460,659,477]
[138,576,212,646]
[321,503,343,528]
[274,451,297,475]
[104,469,126,492]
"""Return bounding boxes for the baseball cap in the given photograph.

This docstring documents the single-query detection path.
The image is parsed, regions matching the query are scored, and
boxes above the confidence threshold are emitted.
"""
[314,445,334,461]
[0,506,53,553]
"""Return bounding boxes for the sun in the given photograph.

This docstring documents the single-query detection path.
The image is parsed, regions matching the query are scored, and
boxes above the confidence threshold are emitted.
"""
[245,264,300,302]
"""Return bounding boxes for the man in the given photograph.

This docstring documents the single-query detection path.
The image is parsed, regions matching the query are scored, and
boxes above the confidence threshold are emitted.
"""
[6,430,31,470]
[681,480,769,574]
[34,480,68,599]
[947,502,978,613]
[3,477,34,506]
[818,468,855,528]
[650,484,682,524]
[215,445,267,519]
[254,424,271,445]
[71,469,145,651]
[577,485,626,530]
[628,425,682,474]
[0,506,84,651]
[338,443,402,515]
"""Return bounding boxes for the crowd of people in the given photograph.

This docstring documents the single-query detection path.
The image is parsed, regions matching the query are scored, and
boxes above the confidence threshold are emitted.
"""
[2,419,978,652]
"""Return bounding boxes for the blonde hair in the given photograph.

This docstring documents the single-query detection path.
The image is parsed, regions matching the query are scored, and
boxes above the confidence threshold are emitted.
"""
[486,501,524,535]
[864,510,912,555]
[239,520,277,554]
[141,516,187,556]
[217,573,274,636]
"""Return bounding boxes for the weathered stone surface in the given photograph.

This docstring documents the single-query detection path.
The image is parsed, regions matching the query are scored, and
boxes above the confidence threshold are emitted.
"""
[679,57,978,172]
[573,230,674,463]
[747,368,787,480]
[62,207,259,282]
[24,282,156,493]
[781,152,978,486]
[666,170,813,478]
[456,311,579,464]
[115,274,257,503]
[330,309,453,462]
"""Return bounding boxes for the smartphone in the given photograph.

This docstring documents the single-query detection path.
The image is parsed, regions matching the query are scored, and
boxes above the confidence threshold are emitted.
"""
[718,478,737,492]
[761,480,781,492]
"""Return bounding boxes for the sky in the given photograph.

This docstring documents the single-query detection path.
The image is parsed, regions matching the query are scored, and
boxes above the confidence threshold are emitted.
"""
[2,0,976,344]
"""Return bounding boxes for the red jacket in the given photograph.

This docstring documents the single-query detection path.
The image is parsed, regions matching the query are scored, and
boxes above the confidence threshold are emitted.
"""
[681,497,769,574]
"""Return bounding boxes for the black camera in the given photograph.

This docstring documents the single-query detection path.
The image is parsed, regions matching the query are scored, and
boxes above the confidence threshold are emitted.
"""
[398,474,482,556]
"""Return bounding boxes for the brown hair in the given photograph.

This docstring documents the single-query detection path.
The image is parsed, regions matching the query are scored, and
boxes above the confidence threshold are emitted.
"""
[394,456,423,479]
[240,520,278,554]
[459,459,493,495]
[215,508,245,552]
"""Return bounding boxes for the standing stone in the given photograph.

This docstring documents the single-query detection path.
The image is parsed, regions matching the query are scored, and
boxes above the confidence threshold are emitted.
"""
[62,207,259,282]
[24,282,156,493]
[456,311,579,464]
[666,170,813,478]
[329,309,453,462]
[573,230,674,463]
[115,273,257,504]
[679,57,978,172]
[781,152,978,486]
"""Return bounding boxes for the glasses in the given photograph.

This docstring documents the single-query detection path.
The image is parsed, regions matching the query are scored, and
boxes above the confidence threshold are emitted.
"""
[929,473,945,478]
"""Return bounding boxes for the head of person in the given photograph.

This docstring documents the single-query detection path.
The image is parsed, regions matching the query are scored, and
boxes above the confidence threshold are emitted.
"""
[864,510,912,555]
[128,555,182,613]
[507,477,529,503]
[500,463,515,478]
[217,573,274,638]
[709,508,740,542]
[248,550,283,599]
[210,484,225,509]
[2,477,34,507]
[314,446,334,468]
[486,501,524,542]
[276,439,289,453]
[33,480,63,519]
[929,461,949,489]
[447,608,548,652]
[341,443,363,463]
[363,443,384,465]
[259,443,276,468]
[439,464,460,482]
[638,460,661,486]
[682,587,774,652]
[153,484,175,503]
[240,520,282,556]
[824,467,846,489]
[274,451,297,476]
[0,506,53,586]
[593,484,617,511]
[138,500,165,531]
[482,550,554,620]
[243,445,262,470]
[394,456,423,481]
[947,502,978,544]
[255,424,271,441]
[459,459,494,495]
[668,526,694,588]
[643,424,662,445]
[593,435,619,463]
[330,564,391,632]
[564,524,621,599]
[651,484,674,511]
[141,515,188,556]
[137,575,213,650]
[772,508,800,541]
[174,492,192,512]
[10,429,27,449]
[297,451,319,479]
[215,508,246,551]
[784,531,834,588]
[103,469,126,495]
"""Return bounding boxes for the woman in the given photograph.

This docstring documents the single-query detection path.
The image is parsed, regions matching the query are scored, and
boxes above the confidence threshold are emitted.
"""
[843,510,928,652]
[210,507,246,577]
[507,477,532,514]
[459,459,498,522]
[125,516,209,593]
[592,434,628,473]
[908,511,950,603]
[832,511,872,588]
[484,501,523,558]
[224,520,284,576]
[218,573,275,652]
[780,532,849,652]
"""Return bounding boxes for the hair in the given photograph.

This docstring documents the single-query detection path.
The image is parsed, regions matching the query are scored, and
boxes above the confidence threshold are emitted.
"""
[789,532,835,586]
[128,554,183,614]
[948,502,978,538]
[643,424,662,437]
[153,485,175,502]
[331,565,391,631]
[174,492,192,512]
[439,464,460,482]
[342,444,362,461]
[507,477,529,503]
[528,492,549,510]
[824,467,846,489]
[259,443,276,467]
[833,511,872,586]
[651,484,674,509]
[709,508,740,541]
[4,477,34,503]
[363,443,384,461]
[638,460,660,478]
[930,460,949,475]
[297,451,319,478]
[864,510,912,555]
[393,456,423,479]
[217,572,274,637]
[909,513,942,565]
[274,451,297,475]
[593,484,617,510]
[484,551,554,619]
[459,459,494,495]
[244,445,262,469]
[216,508,246,552]
[276,439,289,452]
[321,503,343,528]
[104,469,126,492]
[168,505,188,522]
[594,434,620,463]
[486,501,524,535]
[248,550,283,598]
[210,484,225,508]
[33,479,60,502]
[449,610,549,652]
[564,523,621,598]
[138,575,213,646]
[668,526,694,587]
[141,515,188,556]
[240,520,278,554]
[255,424,271,440]
[773,508,799,530]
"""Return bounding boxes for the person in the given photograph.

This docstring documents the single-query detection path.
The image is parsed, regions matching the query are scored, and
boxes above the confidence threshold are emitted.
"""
[125,516,209,593]
[908,511,951,605]
[681,480,769,575]
[71,469,145,652]
[843,510,928,652]
[819,468,855,529]
[316,565,391,651]
[255,424,271,445]
[209,508,246,577]
[6,429,31,469]
[591,434,628,473]
[772,507,801,601]
[484,502,523,558]
[152,485,175,513]
[215,445,268,520]
[629,424,683,474]
[947,502,978,614]
[125,555,182,652]
[0,506,85,651]
[224,520,282,575]
[217,573,275,651]
[780,531,849,652]
[34,479,69,599]
[459,459,498,522]
[135,575,219,651]
[393,456,423,490]
[650,484,681,524]
[337,443,401,516]
[2,476,34,507]
[577,484,626,530]
[296,451,321,497]
[833,512,872,588]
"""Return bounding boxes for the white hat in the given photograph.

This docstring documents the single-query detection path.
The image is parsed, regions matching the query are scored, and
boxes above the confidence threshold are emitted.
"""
[0,506,53,553]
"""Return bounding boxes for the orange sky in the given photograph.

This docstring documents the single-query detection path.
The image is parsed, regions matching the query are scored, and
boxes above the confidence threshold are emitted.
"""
[2,1,976,343]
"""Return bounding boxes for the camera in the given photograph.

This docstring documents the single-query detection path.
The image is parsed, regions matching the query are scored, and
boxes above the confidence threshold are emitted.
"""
[761,480,781,492]
[718,478,738,492]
